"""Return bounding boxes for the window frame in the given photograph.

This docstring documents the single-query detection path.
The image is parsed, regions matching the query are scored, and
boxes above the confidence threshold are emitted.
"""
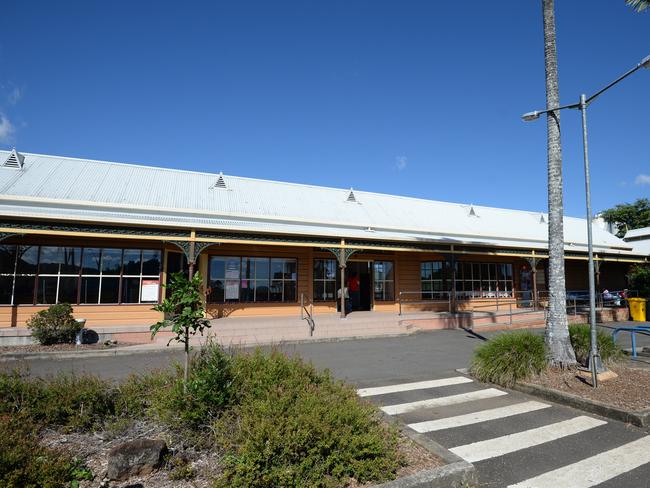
[0,244,162,306]
[313,258,337,302]
[207,255,298,304]
[373,260,395,302]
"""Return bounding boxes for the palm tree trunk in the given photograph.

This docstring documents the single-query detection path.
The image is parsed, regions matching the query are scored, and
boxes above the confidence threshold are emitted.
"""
[542,0,577,367]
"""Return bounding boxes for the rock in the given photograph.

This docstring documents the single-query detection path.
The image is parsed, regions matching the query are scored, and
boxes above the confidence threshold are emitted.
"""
[106,438,167,481]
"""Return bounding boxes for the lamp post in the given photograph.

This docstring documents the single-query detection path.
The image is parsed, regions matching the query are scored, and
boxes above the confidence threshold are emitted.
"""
[522,54,650,388]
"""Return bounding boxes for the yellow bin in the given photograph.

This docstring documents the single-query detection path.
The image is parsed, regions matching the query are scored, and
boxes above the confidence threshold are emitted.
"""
[628,297,647,322]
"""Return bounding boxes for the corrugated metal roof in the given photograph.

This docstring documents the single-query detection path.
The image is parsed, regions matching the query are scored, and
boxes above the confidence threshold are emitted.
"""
[0,150,640,255]
[624,226,650,240]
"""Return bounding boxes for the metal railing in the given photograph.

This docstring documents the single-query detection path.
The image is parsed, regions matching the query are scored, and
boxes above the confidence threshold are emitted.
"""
[396,289,613,327]
[397,290,452,316]
[300,293,315,336]
[398,289,638,317]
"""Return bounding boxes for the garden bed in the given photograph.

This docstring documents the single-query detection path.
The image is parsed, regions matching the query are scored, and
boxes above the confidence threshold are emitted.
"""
[0,346,456,488]
[38,420,443,488]
[527,365,650,411]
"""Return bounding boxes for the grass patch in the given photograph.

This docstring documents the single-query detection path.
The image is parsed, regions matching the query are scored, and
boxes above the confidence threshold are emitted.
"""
[568,324,624,366]
[470,331,547,386]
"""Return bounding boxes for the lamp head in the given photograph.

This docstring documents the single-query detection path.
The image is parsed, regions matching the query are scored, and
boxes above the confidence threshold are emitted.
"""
[640,54,650,68]
[521,111,541,122]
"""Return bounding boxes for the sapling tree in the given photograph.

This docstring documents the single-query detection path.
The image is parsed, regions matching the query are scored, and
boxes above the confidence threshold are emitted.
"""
[151,272,210,391]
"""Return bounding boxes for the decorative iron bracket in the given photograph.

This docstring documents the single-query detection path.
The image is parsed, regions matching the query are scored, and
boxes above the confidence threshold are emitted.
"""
[524,256,545,269]
[322,247,360,268]
[0,232,22,243]
[166,240,216,264]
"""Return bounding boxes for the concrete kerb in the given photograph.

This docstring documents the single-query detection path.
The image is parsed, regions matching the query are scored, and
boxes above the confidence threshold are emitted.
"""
[0,330,422,362]
[455,368,650,428]
[512,381,650,428]
[372,411,477,488]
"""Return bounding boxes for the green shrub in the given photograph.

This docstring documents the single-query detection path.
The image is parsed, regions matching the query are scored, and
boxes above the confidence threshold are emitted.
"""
[27,303,82,345]
[212,349,403,488]
[0,415,84,488]
[151,344,234,430]
[471,331,547,386]
[0,371,115,431]
[568,324,623,366]
[115,370,175,419]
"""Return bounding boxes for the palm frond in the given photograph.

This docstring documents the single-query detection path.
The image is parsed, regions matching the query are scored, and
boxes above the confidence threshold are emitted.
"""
[626,0,650,12]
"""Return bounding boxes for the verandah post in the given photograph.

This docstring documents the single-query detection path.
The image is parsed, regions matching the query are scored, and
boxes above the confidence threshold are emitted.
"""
[339,245,346,319]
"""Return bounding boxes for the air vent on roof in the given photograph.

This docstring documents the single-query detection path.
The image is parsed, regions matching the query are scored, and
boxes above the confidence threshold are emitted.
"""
[211,172,227,189]
[539,213,546,224]
[346,188,357,203]
[468,204,478,217]
[2,149,24,169]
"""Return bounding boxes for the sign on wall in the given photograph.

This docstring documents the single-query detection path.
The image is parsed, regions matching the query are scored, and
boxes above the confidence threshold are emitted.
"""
[141,279,160,302]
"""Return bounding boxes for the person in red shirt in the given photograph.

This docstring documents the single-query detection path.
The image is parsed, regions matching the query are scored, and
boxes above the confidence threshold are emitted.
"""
[348,272,360,312]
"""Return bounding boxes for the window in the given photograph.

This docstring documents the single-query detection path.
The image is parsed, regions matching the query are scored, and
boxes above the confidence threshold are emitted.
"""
[0,245,38,305]
[420,261,514,299]
[0,245,161,305]
[313,258,337,301]
[36,246,81,305]
[373,261,394,301]
[420,261,447,299]
[208,256,297,303]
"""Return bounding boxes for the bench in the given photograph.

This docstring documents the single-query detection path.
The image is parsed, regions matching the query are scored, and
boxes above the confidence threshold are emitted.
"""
[611,326,650,358]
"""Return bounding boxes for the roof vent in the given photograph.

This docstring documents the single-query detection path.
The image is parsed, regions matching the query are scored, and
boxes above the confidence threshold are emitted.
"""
[346,188,357,203]
[539,213,546,224]
[468,204,478,217]
[2,149,24,169]
[211,172,227,189]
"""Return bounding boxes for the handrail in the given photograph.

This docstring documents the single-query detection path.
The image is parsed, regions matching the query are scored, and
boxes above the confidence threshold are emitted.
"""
[300,293,315,336]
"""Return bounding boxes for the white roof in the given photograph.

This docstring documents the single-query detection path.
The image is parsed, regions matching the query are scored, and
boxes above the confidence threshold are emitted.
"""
[0,150,640,256]
[624,226,650,240]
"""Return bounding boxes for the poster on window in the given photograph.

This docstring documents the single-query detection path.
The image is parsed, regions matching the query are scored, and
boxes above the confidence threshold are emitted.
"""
[225,259,240,280]
[141,279,160,302]
[225,280,240,300]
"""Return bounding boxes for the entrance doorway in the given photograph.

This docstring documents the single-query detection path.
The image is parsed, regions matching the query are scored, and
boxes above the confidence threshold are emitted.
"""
[346,261,372,312]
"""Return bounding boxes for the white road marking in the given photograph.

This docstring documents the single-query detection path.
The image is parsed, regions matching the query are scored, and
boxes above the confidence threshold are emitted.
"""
[450,415,606,463]
[508,435,650,488]
[357,376,473,397]
[381,388,507,415]
[408,400,551,433]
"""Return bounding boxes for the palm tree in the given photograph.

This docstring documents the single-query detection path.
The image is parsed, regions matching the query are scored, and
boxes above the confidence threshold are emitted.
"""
[541,0,576,367]
[626,0,650,11]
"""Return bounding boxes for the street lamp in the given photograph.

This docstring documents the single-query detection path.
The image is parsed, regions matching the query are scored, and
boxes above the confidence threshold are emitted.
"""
[523,54,650,388]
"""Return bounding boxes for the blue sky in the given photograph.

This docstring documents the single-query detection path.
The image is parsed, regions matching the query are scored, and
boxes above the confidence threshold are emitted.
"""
[1,1,648,217]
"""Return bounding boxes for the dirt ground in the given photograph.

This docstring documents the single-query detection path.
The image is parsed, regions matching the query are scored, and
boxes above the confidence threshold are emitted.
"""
[528,364,650,411]
[40,421,443,487]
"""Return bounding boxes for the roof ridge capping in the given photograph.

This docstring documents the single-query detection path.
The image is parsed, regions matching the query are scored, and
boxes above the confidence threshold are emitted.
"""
[2,149,24,169]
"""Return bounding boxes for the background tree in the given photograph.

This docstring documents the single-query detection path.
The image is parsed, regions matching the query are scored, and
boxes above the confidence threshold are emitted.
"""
[628,265,650,298]
[626,0,650,12]
[600,198,650,237]
[541,0,577,367]
[151,272,211,392]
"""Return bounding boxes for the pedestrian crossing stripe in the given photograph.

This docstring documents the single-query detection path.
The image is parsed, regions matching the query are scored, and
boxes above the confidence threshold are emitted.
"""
[449,415,606,463]
[381,388,507,415]
[508,435,650,488]
[357,376,473,397]
[408,400,551,433]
